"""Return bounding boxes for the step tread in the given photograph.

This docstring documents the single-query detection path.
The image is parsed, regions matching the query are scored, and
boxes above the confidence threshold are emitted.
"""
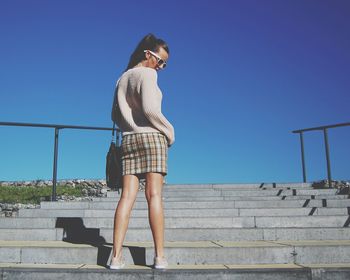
[0,240,95,248]
[2,240,350,248]
[40,198,350,210]
[2,240,350,266]
[18,207,350,218]
[1,262,350,269]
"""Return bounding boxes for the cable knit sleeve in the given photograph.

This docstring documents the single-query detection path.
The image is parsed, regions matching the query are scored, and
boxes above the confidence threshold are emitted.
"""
[140,69,175,146]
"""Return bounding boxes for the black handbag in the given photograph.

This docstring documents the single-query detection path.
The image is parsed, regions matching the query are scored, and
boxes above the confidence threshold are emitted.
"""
[106,122,122,192]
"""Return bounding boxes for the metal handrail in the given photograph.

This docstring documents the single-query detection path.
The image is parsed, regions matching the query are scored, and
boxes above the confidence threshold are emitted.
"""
[292,122,350,188]
[0,121,120,201]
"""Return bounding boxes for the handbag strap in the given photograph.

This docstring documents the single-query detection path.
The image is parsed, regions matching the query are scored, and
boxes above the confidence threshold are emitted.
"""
[111,122,121,146]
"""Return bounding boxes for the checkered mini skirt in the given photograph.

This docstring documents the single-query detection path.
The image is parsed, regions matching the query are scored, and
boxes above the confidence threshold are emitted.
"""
[121,132,168,177]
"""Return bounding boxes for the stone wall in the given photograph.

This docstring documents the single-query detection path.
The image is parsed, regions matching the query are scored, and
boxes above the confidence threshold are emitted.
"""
[0,178,147,217]
[1,179,113,217]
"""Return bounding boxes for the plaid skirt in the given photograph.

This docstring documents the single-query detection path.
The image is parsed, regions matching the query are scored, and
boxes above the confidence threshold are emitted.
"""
[121,132,168,177]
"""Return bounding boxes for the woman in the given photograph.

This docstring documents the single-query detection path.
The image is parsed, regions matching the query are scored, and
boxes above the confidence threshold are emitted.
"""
[109,33,175,269]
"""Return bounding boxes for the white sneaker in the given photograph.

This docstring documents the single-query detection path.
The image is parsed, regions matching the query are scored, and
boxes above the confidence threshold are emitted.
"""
[109,256,125,270]
[154,256,168,269]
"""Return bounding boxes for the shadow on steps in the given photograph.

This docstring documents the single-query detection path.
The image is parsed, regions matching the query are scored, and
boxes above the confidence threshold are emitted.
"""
[55,217,147,267]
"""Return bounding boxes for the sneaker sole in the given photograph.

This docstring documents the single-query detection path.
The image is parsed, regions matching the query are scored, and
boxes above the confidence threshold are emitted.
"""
[154,265,168,269]
[109,263,126,270]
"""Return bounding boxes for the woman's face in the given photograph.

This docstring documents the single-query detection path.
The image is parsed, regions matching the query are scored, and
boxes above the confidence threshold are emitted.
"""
[145,47,169,71]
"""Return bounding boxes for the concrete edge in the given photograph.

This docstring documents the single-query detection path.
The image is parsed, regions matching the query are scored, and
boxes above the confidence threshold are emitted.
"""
[3,266,350,280]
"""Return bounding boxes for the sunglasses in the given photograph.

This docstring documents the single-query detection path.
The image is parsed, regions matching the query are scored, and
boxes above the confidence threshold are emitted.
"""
[144,50,167,68]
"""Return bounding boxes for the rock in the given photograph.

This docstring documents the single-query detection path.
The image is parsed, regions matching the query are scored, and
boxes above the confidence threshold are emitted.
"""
[3,204,13,211]
[100,189,108,195]
[312,179,350,190]
[36,181,45,187]
[5,211,12,217]
[82,188,89,196]
[98,180,106,185]
[89,188,97,196]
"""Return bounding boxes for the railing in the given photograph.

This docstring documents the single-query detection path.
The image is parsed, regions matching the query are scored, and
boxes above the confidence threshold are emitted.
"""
[0,121,119,201]
[292,122,350,188]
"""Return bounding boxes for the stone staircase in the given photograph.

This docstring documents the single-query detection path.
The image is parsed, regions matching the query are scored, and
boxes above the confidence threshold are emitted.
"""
[1,182,350,279]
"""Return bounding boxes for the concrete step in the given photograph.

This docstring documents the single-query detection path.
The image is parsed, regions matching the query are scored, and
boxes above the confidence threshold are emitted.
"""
[100,227,350,242]
[159,182,313,190]
[211,183,314,189]
[0,241,98,264]
[2,240,350,266]
[0,229,64,241]
[4,216,350,229]
[254,215,350,228]
[146,240,350,265]
[95,194,349,202]
[0,218,56,229]
[81,215,350,229]
[2,264,350,280]
[221,189,338,197]
[233,199,350,208]
[83,216,255,228]
[40,199,350,210]
[106,188,337,198]
[137,190,224,197]
[1,226,350,242]
[18,207,350,218]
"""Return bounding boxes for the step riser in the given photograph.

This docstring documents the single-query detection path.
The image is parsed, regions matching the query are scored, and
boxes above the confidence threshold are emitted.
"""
[255,216,350,228]
[100,228,350,242]
[0,218,56,229]
[222,190,338,196]
[0,247,97,264]
[106,189,337,198]
[162,246,350,265]
[165,183,313,189]
[148,247,294,265]
[82,216,349,229]
[40,199,350,209]
[97,195,349,202]
[0,268,328,280]
[2,245,349,265]
[161,186,313,191]
[296,246,350,264]
[3,215,348,229]
[19,207,350,218]
[110,183,312,191]
[2,227,350,242]
[0,229,63,241]
[83,217,255,229]
[3,227,350,242]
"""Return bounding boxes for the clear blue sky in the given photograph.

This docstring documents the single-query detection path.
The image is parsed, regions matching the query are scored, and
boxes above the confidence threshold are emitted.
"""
[0,0,349,183]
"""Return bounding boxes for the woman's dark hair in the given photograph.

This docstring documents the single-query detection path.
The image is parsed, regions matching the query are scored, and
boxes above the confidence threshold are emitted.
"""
[125,33,169,72]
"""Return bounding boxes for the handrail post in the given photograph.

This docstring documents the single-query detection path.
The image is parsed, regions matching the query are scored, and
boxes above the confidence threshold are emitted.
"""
[299,132,307,183]
[323,128,332,188]
[52,127,60,201]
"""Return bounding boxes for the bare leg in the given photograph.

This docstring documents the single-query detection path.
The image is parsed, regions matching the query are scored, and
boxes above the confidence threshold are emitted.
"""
[145,172,165,258]
[112,174,139,259]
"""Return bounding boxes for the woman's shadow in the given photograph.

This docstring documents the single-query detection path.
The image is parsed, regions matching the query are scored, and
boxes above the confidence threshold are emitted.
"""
[55,217,149,267]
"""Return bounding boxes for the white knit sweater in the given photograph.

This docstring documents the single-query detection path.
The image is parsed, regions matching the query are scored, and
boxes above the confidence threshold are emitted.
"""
[111,66,175,146]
